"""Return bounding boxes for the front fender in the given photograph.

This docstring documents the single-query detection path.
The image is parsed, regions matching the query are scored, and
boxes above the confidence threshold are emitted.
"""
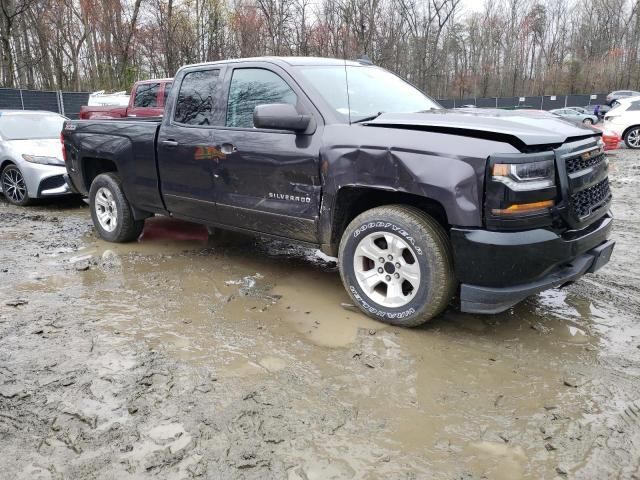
[318,125,522,247]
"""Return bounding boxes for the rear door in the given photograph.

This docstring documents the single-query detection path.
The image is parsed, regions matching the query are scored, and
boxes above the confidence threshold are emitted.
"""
[156,67,225,221]
[128,82,161,118]
[211,63,323,243]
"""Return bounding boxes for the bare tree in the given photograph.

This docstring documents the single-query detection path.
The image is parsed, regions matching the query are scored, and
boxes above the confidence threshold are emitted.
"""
[1,0,639,99]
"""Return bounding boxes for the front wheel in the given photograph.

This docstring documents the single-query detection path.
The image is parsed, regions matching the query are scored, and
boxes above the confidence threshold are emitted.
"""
[624,127,640,149]
[89,173,144,242]
[582,118,594,125]
[338,205,456,327]
[1,164,31,206]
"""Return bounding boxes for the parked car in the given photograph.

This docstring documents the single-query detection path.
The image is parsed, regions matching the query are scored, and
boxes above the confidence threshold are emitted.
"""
[578,104,611,119]
[550,108,598,125]
[566,106,590,115]
[62,57,614,327]
[79,78,173,119]
[606,90,640,106]
[603,97,640,149]
[0,110,72,206]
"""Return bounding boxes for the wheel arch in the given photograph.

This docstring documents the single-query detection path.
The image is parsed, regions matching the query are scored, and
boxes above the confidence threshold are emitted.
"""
[323,186,449,257]
[80,157,118,192]
[622,124,640,140]
[0,158,16,173]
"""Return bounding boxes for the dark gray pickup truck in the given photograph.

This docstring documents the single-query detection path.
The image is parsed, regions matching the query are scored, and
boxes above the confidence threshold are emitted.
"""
[62,57,614,326]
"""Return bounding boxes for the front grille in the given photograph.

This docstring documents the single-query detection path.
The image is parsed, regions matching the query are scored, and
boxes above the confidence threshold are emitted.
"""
[570,178,611,219]
[565,151,605,174]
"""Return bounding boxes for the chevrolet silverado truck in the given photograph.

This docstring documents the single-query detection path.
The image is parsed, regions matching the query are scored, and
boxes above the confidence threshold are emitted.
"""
[61,57,615,327]
[79,78,173,119]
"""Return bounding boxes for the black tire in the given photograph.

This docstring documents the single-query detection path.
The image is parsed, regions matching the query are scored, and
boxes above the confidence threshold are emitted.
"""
[89,173,144,242]
[1,164,32,206]
[582,118,594,125]
[338,205,456,327]
[623,126,640,149]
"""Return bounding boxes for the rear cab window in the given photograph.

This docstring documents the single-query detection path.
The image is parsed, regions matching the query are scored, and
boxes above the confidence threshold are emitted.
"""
[134,83,160,108]
[173,69,220,125]
[225,68,297,129]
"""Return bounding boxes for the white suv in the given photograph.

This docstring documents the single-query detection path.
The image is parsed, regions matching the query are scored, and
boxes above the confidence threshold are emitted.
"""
[603,97,640,149]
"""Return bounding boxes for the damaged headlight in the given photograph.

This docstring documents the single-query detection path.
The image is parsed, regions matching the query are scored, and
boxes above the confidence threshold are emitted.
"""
[22,154,64,166]
[485,153,558,230]
[492,159,555,191]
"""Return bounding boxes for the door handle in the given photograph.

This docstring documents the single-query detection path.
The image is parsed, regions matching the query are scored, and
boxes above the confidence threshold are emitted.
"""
[162,140,179,148]
[220,143,237,154]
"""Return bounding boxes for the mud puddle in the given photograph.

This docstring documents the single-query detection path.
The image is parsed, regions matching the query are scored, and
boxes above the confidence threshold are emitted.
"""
[1,149,640,479]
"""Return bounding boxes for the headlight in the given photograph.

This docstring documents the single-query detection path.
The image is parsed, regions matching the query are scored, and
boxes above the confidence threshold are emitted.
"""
[21,154,64,166]
[492,159,555,191]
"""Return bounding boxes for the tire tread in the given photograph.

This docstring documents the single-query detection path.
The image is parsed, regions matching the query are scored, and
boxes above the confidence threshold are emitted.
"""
[89,172,144,242]
[338,204,456,327]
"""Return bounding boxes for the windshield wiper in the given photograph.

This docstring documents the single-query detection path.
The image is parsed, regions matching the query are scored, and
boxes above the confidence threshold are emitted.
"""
[351,112,384,124]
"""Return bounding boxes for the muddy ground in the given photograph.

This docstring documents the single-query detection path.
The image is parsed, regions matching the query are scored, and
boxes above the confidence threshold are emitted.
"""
[1,149,639,480]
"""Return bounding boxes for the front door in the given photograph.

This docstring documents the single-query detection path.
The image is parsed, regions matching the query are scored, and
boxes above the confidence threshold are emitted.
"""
[157,67,224,222]
[212,65,323,243]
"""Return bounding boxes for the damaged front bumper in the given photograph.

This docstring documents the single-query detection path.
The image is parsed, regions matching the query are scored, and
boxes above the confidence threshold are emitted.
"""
[451,213,614,314]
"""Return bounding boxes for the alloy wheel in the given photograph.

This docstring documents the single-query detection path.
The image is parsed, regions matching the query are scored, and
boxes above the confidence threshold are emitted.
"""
[2,166,27,204]
[353,231,421,308]
[627,128,640,148]
[94,186,118,232]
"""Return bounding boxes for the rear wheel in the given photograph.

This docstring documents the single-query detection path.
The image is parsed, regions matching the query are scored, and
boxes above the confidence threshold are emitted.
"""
[1,164,31,206]
[624,127,640,149]
[582,118,594,125]
[338,205,456,327]
[89,173,144,242]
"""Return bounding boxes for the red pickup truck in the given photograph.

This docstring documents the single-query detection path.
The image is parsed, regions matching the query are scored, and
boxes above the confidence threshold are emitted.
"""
[79,78,173,120]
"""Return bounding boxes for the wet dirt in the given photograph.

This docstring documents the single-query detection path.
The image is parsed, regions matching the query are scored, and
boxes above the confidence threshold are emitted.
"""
[1,149,640,479]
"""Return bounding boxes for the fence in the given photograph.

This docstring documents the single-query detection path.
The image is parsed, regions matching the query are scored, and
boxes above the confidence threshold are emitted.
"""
[437,93,609,110]
[0,88,90,119]
[0,88,611,117]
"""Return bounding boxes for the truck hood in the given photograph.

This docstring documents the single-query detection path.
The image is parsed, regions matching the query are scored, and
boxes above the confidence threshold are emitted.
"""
[4,138,64,162]
[363,109,599,149]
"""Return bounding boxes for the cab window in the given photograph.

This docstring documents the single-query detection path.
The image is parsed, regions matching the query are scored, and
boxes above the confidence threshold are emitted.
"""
[174,70,220,125]
[225,68,297,129]
[134,83,160,108]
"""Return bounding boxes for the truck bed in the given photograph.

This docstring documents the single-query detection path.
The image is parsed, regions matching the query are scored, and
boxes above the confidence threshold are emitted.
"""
[79,105,127,120]
[63,119,164,213]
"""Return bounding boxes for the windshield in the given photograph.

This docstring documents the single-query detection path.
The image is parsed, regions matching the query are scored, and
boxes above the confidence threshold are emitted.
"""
[0,113,65,140]
[296,65,440,123]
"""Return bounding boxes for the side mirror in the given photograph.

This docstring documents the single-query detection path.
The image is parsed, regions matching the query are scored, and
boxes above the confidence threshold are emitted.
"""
[253,104,311,132]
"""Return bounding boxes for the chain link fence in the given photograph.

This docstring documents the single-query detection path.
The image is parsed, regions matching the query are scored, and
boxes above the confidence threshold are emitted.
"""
[1,88,611,118]
[0,88,90,119]
[437,93,609,110]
